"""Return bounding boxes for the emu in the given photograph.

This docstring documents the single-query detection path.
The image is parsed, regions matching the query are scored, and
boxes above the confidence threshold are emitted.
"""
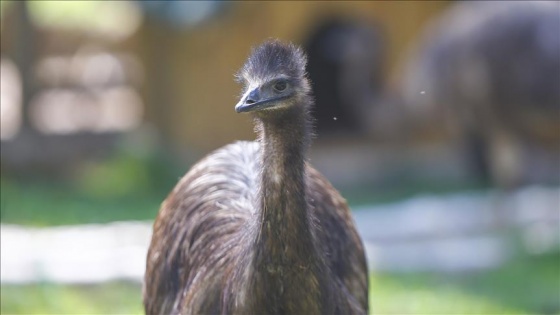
[143,40,369,314]
[399,1,560,187]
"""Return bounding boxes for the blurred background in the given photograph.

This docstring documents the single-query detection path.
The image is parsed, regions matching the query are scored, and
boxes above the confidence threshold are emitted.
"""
[1,1,559,314]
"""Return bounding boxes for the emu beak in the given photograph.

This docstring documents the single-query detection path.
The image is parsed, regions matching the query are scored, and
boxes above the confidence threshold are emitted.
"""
[235,88,266,113]
[235,87,293,113]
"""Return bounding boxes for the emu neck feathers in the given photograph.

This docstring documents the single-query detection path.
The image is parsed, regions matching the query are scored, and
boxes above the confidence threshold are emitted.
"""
[255,107,313,262]
[242,107,325,312]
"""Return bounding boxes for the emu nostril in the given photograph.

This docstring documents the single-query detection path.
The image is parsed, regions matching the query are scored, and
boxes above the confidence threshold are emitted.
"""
[245,89,259,105]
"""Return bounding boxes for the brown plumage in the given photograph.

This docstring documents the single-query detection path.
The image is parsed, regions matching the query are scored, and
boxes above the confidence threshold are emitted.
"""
[400,1,560,186]
[143,40,368,315]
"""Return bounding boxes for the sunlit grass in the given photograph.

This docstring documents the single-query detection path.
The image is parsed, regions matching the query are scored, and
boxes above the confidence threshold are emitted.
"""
[1,150,558,314]
[0,282,143,315]
[371,252,560,315]
[370,277,520,314]
[1,253,558,315]
[0,280,513,315]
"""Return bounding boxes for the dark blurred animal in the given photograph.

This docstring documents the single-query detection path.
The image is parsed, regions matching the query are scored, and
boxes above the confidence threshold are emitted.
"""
[400,1,560,187]
[143,40,368,315]
[304,18,386,137]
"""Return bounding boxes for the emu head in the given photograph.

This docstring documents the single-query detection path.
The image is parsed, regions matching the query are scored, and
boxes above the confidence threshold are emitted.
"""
[235,40,311,115]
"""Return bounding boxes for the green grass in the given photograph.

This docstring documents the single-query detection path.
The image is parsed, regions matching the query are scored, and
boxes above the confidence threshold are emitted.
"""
[1,152,558,314]
[371,277,520,314]
[0,179,163,226]
[0,176,488,226]
[1,220,555,314]
[372,252,560,314]
[0,140,495,226]
[0,281,143,315]
[340,179,491,208]
[2,253,558,315]
[0,148,180,226]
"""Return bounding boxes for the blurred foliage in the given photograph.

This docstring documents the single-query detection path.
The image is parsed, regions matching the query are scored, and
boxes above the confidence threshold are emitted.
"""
[1,170,487,226]
[342,180,489,208]
[0,178,158,226]
[0,135,490,226]
[0,144,182,226]
[0,0,11,17]
[27,0,141,36]
[1,252,558,314]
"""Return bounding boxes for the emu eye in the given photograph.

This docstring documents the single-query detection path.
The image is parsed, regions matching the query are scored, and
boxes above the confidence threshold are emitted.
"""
[273,81,287,92]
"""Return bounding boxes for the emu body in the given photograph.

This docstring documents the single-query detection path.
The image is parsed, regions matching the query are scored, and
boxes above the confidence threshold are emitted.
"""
[143,41,368,315]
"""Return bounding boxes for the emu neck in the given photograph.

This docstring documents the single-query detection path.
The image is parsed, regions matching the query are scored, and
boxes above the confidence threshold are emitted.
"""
[256,107,311,260]
[259,108,309,212]
[246,107,325,312]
